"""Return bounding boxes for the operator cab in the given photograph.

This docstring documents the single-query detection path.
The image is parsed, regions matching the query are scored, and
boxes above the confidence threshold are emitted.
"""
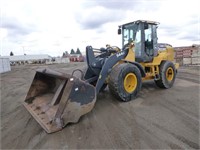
[118,20,159,63]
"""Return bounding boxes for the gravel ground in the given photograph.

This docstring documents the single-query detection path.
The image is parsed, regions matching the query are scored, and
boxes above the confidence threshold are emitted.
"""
[1,63,199,149]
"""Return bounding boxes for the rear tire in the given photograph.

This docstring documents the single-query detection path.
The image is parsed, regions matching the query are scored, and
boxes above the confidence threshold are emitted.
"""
[108,63,142,102]
[155,61,176,88]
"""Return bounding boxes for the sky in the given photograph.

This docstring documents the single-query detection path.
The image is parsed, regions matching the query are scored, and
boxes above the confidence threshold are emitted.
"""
[0,0,199,57]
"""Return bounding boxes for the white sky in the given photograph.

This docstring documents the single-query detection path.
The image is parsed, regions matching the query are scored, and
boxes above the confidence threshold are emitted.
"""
[0,0,199,56]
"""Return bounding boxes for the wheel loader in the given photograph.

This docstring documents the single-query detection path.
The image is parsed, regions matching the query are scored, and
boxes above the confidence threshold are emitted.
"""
[23,20,179,133]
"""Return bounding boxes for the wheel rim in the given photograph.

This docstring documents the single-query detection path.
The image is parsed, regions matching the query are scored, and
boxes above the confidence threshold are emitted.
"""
[166,67,174,81]
[123,73,137,93]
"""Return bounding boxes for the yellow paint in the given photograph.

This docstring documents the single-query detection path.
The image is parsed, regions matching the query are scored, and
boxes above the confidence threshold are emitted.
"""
[141,65,159,81]
[142,75,154,81]
[123,73,137,93]
[166,46,174,61]
[175,63,179,70]
[124,43,135,62]
[112,43,179,82]
[166,67,174,81]
[145,52,167,66]
[145,47,175,66]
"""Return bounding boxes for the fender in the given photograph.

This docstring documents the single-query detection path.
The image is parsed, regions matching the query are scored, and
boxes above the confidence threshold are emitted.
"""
[121,60,146,77]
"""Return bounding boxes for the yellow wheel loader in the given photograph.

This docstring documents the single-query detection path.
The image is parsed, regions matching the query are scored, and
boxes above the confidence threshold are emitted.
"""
[23,20,179,133]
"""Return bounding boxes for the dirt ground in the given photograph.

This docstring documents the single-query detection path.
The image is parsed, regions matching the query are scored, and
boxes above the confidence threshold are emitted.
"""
[1,62,199,149]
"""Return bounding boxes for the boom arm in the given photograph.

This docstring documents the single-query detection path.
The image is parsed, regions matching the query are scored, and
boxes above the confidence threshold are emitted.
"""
[84,46,129,93]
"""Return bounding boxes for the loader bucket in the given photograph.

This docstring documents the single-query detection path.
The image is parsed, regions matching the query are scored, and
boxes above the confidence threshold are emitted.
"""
[23,68,96,133]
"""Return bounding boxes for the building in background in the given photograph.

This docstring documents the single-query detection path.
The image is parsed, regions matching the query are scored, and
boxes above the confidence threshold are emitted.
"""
[1,54,52,65]
[53,57,70,64]
[69,48,85,62]
[0,58,11,73]
[69,54,84,62]
[174,44,200,66]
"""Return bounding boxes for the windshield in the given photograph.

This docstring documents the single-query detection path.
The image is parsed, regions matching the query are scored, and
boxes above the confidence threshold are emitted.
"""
[122,23,141,56]
[122,23,139,46]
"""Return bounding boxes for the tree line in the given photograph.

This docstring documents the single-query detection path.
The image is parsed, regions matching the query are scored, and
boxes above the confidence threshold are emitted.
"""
[9,48,82,57]
[63,48,82,57]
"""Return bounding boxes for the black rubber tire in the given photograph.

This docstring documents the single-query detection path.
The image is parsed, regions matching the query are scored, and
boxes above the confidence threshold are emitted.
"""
[155,61,176,88]
[108,63,142,102]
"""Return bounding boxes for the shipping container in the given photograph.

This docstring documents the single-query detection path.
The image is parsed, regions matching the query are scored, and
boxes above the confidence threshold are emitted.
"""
[183,58,192,65]
[175,54,183,58]
[183,49,192,53]
[183,52,192,57]
[192,57,200,65]
[192,49,200,57]
[54,57,70,64]
[175,58,183,66]
[0,58,11,73]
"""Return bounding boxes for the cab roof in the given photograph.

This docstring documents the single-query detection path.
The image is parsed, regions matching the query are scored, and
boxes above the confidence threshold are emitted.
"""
[119,20,159,27]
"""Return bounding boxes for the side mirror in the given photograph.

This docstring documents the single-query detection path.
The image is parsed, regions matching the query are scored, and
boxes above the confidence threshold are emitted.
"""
[118,28,121,35]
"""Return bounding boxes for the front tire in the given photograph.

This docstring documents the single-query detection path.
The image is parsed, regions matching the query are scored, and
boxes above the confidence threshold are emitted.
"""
[108,63,142,102]
[155,61,176,88]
